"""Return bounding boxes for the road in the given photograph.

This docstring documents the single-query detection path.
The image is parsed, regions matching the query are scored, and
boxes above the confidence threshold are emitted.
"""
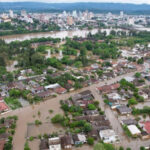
[1,70,149,150]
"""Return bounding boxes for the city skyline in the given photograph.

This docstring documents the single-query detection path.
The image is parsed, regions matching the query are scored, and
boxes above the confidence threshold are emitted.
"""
[0,0,150,4]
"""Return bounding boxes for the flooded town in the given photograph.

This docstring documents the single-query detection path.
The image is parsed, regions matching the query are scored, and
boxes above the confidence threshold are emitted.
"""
[1,1,150,150]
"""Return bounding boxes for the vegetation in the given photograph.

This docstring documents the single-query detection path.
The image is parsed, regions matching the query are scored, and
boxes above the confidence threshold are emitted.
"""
[51,114,64,124]
[128,98,138,106]
[132,106,150,115]
[0,20,60,36]
[94,142,115,150]
[87,137,94,145]
[4,97,22,110]
[35,120,42,126]
[24,141,31,150]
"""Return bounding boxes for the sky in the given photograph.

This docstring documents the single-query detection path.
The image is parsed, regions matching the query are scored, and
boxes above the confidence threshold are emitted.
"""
[0,0,150,4]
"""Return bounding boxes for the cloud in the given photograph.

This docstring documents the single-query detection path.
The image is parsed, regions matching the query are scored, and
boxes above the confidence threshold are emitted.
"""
[0,0,150,4]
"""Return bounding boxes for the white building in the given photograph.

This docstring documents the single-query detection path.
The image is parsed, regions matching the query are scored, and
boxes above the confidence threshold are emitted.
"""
[45,83,60,90]
[49,137,61,150]
[99,129,119,143]
[127,125,141,136]
[9,10,14,18]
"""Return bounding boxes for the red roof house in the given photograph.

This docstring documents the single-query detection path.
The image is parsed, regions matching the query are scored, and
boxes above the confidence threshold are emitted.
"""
[0,102,9,112]
[140,121,150,134]
[0,140,5,150]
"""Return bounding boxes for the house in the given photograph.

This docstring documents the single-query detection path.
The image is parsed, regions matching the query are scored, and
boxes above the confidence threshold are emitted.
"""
[92,120,111,131]
[99,129,119,143]
[0,133,9,141]
[3,119,14,128]
[36,90,50,98]
[0,140,5,150]
[121,119,137,126]
[116,105,132,115]
[138,91,148,100]
[40,139,49,150]
[64,84,74,92]
[73,134,86,145]
[0,97,3,102]
[84,110,99,116]
[124,76,135,82]
[91,64,99,70]
[61,135,73,149]
[127,125,141,136]
[15,82,25,90]
[141,131,150,140]
[139,121,150,135]
[48,137,61,150]
[97,83,120,94]
[107,93,121,101]
[32,86,44,94]
[88,129,99,139]
[55,87,67,94]
[72,90,94,107]
[45,83,60,90]
[0,102,9,113]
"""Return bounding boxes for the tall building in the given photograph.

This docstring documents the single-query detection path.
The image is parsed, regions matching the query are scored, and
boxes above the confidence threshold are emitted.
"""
[72,10,77,18]
[63,11,67,18]
[128,17,135,25]
[21,10,27,17]
[9,10,14,18]
[67,16,74,25]
[120,11,124,18]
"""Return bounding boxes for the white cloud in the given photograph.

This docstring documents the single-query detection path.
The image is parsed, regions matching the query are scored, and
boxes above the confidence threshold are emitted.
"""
[0,0,150,4]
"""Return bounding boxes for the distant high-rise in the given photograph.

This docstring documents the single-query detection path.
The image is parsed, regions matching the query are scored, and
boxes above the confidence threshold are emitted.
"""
[67,16,74,25]
[72,10,77,18]
[63,11,67,18]
[9,10,14,18]
[21,10,27,17]
[128,17,135,25]
[120,11,124,18]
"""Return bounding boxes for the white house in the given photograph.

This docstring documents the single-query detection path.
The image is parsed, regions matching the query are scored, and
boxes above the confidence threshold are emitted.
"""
[45,83,60,90]
[99,129,119,143]
[107,93,121,100]
[49,137,61,150]
[127,125,141,136]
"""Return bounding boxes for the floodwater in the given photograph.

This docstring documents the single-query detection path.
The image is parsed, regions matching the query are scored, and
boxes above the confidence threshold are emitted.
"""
[0,28,127,43]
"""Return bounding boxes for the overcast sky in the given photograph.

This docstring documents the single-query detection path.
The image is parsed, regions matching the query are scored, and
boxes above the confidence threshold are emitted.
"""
[0,0,150,4]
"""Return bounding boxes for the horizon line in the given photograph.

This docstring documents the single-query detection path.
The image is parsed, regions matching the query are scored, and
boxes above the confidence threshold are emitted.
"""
[0,1,150,5]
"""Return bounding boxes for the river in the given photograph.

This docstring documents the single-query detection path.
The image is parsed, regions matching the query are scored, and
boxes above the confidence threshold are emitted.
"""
[0,28,127,43]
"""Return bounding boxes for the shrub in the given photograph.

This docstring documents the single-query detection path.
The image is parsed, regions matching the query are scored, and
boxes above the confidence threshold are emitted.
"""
[87,137,94,145]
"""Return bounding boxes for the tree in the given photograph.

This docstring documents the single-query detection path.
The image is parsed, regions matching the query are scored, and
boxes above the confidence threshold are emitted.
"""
[0,56,5,66]
[128,98,138,106]
[9,89,21,98]
[87,137,94,145]
[135,72,141,78]
[51,114,64,124]
[94,143,105,150]
[83,123,92,132]
[24,142,31,150]
[88,104,96,110]
[80,47,88,66]
[119,146,124,150]
[35,120,42,126]
[126,148,131,150]
[74,61,83,68]
[103,143,115,150]
[140,147,146,150]
[104,99,109,105]
[137,57,144,64]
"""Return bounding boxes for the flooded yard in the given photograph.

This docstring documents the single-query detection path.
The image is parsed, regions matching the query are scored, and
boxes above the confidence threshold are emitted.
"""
[26,122,64,138]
